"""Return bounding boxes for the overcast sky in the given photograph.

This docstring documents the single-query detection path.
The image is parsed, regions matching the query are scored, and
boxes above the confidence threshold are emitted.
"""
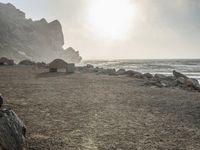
[1,0,200,59]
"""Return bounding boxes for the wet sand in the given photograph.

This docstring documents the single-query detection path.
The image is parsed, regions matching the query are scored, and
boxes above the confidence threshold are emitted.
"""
[0,66,200,150]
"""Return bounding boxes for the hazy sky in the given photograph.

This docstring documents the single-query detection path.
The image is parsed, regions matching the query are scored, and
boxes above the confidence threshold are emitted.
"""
[1,0,200,59]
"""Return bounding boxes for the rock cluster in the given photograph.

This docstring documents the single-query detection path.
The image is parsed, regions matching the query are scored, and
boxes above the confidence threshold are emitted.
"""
[0,94,26,150]
[77,64,200,92]
[0,2,82,63]
[144,70,200,92]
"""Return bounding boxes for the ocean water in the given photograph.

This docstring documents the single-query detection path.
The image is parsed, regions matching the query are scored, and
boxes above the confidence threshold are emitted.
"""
[84,59,200,81]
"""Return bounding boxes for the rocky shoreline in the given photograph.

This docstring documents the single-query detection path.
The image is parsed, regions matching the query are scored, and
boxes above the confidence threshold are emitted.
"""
[1,57,199,93]
[0,65,200,149]
[77,64,200,92]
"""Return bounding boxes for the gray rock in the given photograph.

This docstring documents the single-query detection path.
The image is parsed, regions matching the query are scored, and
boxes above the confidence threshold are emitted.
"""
[145,80,163,88]
[143,73,153,79]
[154,74,167,80]
[133,73,144,79]
[125,70,135,76]
[173,70,188,79]
[107,69,116,76]
[86,64,94,69]
[125,70,141,77]
[185,78,200,91]
[176,77,185,85]
[116,69,126,75]
[0,108,26,150]
[97,68,116,75]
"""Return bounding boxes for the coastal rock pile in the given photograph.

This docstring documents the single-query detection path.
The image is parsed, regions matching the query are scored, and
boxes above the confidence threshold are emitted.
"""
[144,70,200,92]
[0,94,26,150]
[77,64,200,92]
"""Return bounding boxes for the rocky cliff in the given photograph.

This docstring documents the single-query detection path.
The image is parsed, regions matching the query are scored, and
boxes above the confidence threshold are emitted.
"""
[0,2,82,63]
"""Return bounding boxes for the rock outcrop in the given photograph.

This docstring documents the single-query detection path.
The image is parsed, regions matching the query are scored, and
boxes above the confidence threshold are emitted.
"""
[77,65,200,92]
[0,2,82,63]
[144,70,200,92]
[0,94,26,150]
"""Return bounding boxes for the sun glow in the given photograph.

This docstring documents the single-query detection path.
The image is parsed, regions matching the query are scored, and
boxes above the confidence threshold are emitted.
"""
[88,0,137,39]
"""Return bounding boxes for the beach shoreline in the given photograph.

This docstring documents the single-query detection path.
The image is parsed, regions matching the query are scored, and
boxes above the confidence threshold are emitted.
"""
[0,65,200,149]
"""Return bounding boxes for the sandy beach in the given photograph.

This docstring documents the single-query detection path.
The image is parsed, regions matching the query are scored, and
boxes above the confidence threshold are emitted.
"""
[0,66,200,150]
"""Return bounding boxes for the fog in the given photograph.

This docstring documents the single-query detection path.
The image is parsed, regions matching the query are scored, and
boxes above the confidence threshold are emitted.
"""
[1,0,200,59]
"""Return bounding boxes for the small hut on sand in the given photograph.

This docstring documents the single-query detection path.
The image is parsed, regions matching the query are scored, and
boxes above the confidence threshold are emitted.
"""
[49,59,75,73]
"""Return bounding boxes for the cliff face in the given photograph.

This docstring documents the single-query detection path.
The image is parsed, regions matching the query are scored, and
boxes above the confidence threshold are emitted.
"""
[0,2,82,63]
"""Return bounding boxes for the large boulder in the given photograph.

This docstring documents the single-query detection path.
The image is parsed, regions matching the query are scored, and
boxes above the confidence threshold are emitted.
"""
[0,109,26,150]
[125,70,141,77]
[173,70,188,79]
[116,69,126,75]
[97,68,116,75]
[185,78,200,91]
[106,69,116,76]
[154,74,167,80]
[0,95,26,150]
[176,77,185,85]
[143,73,153,79]
[86,64,94,69]
[133,72,144,79]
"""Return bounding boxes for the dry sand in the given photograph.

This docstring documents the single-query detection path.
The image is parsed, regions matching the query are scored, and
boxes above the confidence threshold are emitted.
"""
[0,66,200,150]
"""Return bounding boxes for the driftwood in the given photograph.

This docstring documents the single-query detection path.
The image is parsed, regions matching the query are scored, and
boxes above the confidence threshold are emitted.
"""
[0,108,26,150]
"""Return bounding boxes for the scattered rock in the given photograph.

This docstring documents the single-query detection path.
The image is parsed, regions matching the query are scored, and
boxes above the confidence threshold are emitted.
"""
[125,70,141,77]
[143,73,153,79]
[144,80,163,88]
[116,69,126,75]
[107,69,116,76]
[173,70,188,79]
[133,72,144,79]
[86,64,94,69]
[124,70,135,76]
[176,77,185,85]
[97,68,116,75]
[185,78,200,91]
[154,74,167,80]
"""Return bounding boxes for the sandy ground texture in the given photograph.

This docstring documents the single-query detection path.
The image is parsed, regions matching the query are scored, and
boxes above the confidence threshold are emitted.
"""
[0,66,200,150]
